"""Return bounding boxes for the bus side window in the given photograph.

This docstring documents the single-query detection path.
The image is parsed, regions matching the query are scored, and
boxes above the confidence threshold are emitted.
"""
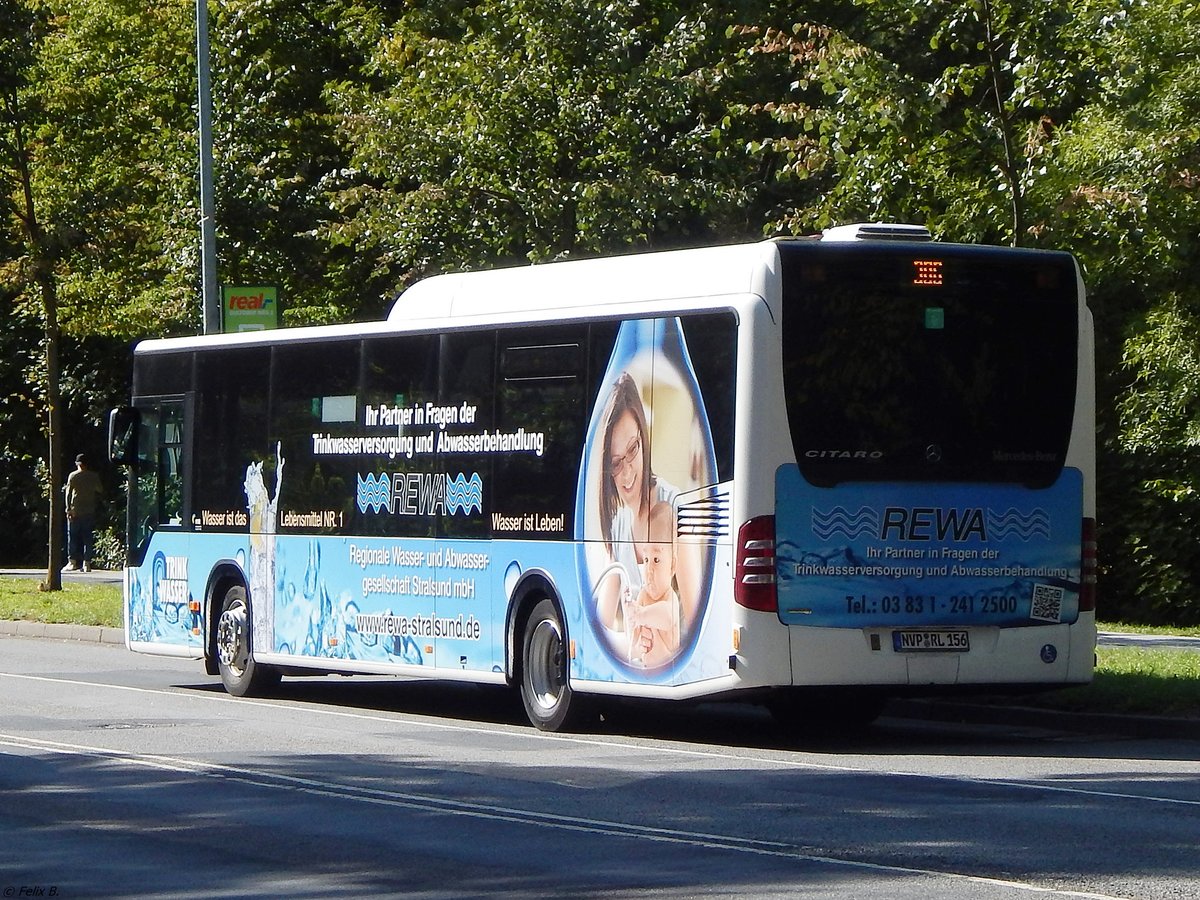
[494,326,588,529]
[132,399,187,558]
[360,334,439,538]
[270,339,360,534]
[133,408,159,554]
[439,331,496,540]
[159,402,185,525]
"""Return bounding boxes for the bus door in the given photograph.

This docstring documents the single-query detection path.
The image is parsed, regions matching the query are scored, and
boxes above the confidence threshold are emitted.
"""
[125,394,199,650]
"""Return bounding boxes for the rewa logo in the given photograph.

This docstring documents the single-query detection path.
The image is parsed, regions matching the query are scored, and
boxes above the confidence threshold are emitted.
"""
[812,505,1051,543]
[357,471,483,517]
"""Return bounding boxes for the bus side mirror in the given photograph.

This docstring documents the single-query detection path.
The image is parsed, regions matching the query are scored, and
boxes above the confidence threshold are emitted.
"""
[108,406,140,466]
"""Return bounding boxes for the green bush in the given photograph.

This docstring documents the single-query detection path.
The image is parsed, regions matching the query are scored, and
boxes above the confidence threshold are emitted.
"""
[91,526,126,572]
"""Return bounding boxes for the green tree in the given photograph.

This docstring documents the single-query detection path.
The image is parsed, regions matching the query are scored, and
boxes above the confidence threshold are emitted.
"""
[25,0,197,337]
[2,0,196,579]
[2,0,69,586]
[1046,0,1200,623]
[0,283,44,567]
[737,0,1200,622]
[323,0,778,291]
[739,1,1113,244]
[209,0,384,324]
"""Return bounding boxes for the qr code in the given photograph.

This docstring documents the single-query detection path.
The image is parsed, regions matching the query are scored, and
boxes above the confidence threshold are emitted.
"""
[1030,584,1065,623]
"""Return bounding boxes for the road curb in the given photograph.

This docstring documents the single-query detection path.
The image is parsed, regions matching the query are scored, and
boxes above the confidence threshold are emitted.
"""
[0,619,124,646]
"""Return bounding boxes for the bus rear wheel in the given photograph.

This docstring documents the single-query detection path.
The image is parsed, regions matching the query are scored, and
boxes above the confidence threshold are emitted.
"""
[519,598,584,732]
[215,585,280,697]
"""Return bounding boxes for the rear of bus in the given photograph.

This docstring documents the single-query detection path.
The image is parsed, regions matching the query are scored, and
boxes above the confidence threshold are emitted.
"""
[745,232,1096,701]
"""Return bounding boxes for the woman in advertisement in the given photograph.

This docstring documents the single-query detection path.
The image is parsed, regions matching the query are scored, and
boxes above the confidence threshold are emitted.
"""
[591,366,706,669]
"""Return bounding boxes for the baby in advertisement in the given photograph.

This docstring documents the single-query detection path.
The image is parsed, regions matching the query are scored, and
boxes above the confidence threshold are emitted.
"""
[624,501,682,667]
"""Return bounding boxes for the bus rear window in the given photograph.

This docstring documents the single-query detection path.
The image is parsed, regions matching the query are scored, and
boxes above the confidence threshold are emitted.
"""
[777,243,1079,487]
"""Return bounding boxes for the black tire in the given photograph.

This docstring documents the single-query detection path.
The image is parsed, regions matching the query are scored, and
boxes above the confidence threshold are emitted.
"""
[214,585,280,697]
[519,598,585,731]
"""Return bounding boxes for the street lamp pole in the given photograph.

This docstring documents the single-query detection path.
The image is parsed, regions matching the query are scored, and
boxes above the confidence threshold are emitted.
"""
[197,0,220,334]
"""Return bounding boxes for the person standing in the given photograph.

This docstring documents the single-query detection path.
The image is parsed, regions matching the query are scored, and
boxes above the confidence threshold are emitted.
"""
[64,453,103,572]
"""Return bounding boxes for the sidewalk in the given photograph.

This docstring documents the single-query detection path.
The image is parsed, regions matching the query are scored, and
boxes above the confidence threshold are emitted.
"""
[0,566,122,585]
[1097,631,1200,652]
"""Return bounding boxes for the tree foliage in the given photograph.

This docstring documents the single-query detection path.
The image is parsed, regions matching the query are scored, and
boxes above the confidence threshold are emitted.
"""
[1049,0,1200,622]
[322,0,780,286]
[742,0,1117,245]
[208,0,383,324]
[2,0,195,579]
[1,0,1199,622]
[8,0,198,337]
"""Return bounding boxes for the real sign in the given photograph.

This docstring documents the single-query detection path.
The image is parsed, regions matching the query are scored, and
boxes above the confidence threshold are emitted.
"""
[222,285,278,332]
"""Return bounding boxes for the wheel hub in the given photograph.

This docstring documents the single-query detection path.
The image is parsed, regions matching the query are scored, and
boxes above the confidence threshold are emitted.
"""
[216,604,249,673]
[529,619,564,710]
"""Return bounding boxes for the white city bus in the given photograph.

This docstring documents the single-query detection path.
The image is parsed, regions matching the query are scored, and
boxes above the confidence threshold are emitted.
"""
[109,224,1096,731]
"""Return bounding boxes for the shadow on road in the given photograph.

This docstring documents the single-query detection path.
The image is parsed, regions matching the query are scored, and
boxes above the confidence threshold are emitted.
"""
[176,673,1199,761]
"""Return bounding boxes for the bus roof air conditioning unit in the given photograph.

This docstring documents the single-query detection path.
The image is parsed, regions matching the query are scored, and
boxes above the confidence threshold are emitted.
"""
[820,223,932,242]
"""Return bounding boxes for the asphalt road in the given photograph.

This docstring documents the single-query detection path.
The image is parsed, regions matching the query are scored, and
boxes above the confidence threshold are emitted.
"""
[2,637,1198,899]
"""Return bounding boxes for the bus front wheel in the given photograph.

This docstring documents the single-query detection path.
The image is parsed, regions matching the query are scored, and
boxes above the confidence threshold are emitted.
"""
[215,585,280,697]
[519,598,584,732]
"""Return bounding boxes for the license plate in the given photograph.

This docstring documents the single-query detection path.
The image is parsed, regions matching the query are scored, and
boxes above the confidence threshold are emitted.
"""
[892,630,970,652]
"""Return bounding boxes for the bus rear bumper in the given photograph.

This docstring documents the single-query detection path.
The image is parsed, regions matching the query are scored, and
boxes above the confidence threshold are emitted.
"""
[784,617,1096,689]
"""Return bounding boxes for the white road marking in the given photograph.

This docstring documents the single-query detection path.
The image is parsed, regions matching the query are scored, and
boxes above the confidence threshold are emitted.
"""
[2,670,1197,809]
[0,731,1130,900]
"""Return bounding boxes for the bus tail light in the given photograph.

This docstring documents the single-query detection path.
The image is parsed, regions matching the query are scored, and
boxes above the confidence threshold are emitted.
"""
[1080,517,1097,612]
[736,516,777,612]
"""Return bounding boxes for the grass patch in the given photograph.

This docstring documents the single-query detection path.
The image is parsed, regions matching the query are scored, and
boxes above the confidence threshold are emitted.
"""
[1095,647,1200,715]
[0,577,121,628]
[1009,647,1200,718]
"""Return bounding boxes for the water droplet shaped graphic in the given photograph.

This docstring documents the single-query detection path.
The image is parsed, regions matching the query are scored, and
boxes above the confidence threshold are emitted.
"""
[575,317,717,676]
